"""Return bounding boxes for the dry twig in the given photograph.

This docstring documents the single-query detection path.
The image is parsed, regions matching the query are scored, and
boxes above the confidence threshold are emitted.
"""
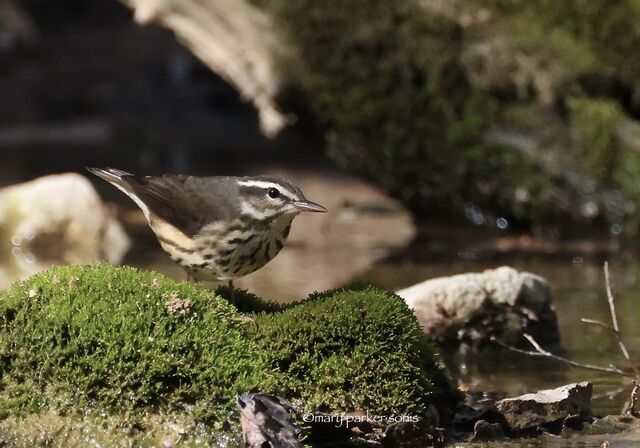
[493,261,640,414]
[604,261,640,377]
[580,263,640,377]
[490,334,630,377]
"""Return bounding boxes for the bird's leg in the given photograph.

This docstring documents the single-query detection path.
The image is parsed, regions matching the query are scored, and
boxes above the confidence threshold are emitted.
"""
[228,279,235,305]
[228,280,253,323]
[186,271,198,284]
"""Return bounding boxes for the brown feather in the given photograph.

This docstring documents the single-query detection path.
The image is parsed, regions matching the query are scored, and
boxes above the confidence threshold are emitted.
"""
[121,174,239,238]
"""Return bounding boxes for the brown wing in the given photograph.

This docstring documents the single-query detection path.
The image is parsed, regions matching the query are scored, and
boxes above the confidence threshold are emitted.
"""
[122,174,238,237]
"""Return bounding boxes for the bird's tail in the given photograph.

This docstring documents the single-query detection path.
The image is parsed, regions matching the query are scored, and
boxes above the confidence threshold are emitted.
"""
[86,167,133,185]
[86,167,153,220]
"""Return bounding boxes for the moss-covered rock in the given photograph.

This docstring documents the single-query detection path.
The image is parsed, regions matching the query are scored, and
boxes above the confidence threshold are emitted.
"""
[248,0,640,235]
[568,97,626,185]
[0,265,458,444]
[0,264,275,426]
[249,285,459,418]
[256,0,495,207]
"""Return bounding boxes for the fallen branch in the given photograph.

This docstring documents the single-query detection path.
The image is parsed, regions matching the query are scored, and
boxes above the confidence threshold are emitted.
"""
[119,0,289,137]
[491,334,631,377]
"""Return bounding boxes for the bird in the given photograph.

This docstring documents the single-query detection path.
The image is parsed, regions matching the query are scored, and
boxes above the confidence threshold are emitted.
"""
[87,167,327,302]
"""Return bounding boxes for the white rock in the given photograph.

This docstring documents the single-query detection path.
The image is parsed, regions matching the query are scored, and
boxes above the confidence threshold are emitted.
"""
[0,173,130,288]
[496,382,593,430]
[396,266,556,346]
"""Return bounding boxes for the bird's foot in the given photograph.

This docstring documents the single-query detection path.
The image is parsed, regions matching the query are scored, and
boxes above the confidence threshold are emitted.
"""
[232,315,255,324]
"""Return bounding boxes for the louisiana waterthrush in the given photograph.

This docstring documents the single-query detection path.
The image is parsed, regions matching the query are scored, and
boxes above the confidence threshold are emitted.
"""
[87,167,326,300]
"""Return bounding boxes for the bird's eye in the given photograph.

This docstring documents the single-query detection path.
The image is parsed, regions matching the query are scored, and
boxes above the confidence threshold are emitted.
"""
[267,188,280,199]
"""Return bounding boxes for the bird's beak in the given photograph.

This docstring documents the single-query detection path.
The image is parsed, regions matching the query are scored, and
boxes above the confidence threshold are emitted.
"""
[293,200,327,213]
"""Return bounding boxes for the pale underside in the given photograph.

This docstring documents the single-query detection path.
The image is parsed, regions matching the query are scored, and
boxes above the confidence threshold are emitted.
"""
[150,213,295,281]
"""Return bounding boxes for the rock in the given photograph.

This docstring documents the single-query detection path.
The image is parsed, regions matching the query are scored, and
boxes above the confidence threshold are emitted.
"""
[0,173,130,289]
[396,266,559,348]
[452,404,508,441]
[237,393,301,448]
[496,382,592,431]
[470,420,504,442]
[583,415,629,435]
[562,413,590,432]
[380,419,445,448]
[540,414,640,446]
[453,405,506,432]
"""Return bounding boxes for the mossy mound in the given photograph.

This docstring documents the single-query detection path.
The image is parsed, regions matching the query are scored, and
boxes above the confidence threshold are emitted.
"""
[249,285,458,418]
[0,264,276,425]
[0,265,458,442]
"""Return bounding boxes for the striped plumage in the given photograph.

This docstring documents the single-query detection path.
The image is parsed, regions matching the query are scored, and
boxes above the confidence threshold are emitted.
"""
[87,167,326,286]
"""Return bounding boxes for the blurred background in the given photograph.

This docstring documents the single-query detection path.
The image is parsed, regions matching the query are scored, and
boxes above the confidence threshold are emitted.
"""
[2,0,640,415]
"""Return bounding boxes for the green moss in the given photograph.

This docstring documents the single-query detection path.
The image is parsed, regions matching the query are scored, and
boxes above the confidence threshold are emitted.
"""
[257,0,494,208]
[249,284,459,418]
[0,265,458,438]
[0,265,276,424]
[251,0,640,234]
[510,0,640,100]
[568,97,626,184]
[0,411,243,448]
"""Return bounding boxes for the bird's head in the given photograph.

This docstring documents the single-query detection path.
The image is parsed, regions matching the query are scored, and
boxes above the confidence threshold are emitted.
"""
[236,177,327,220]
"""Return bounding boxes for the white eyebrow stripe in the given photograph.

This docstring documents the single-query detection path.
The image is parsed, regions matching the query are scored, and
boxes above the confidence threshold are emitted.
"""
[237,180,298,200]
[237,180,280,189]
[278,190,297,200]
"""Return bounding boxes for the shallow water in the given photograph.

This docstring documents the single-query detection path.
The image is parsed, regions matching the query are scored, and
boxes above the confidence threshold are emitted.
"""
[366,256,640,417]
[454,430,640,448]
